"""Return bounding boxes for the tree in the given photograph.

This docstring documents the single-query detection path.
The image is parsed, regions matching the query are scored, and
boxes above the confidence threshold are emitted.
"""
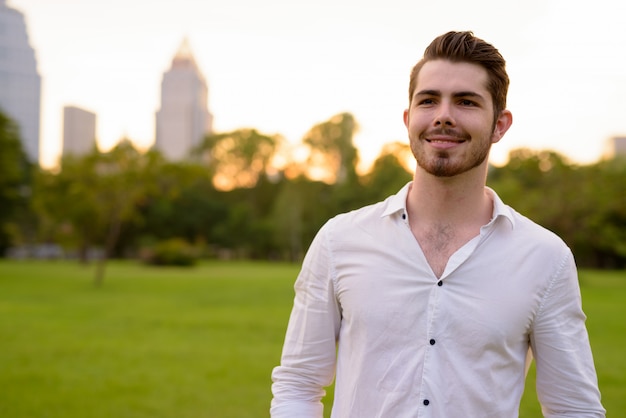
[489,148,626,268]
[361,141,413,204]
[199,129,281,190]
[571,158,626,268]
[32,153,102,259]
[91,140,165,285]
[32,140,158,285]
[270,176,334,261]
[136,161,228,251]
[0,110,33,255]
[303,112,360,185]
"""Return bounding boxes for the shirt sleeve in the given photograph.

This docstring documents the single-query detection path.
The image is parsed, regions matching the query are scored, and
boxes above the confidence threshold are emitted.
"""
[270,222,342,418]
[530,249,606,417]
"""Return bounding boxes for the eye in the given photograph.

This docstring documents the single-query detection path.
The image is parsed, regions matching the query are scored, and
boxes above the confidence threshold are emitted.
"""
[459,99,476,106]
[418,98,436,106]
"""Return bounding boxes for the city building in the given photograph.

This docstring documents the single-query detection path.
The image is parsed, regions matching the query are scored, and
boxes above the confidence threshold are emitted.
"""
[62,105,96,157]
[601,136,626,160]
[155,38,213,161]
[0,0,41,163]
[610,136,626,157]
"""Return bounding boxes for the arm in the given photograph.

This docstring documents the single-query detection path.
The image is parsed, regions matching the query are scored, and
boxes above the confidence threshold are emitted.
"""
[530,249,605,417]
[271,224,341,418]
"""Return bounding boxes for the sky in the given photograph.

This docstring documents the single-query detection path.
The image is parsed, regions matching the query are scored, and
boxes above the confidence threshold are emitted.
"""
[8,0,626,169]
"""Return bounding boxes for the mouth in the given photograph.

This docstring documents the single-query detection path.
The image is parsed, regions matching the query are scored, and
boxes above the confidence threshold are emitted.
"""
[424,135,468,149]
[426,138,467,144]
[422,129,470,145]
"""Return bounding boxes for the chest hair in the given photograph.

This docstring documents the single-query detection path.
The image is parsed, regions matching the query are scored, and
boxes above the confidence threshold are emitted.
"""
[414,222,475,278]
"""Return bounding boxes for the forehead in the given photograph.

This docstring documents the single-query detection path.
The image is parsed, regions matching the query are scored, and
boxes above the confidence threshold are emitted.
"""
[415,59,490,96]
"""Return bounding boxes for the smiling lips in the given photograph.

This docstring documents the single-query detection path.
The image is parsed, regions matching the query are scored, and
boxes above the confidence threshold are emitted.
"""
[423,133,469,149]
[421,128,470,146]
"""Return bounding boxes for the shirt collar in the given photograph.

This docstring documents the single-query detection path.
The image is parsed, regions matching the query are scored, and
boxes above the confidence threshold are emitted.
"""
[485,186,516,229]
[381,182,516,229]
[381,182,412,218]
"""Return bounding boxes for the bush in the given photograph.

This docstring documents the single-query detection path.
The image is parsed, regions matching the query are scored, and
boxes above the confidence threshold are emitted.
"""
[142,238,197,267]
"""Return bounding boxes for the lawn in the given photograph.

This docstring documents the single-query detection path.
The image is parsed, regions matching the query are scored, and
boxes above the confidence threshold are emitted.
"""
[0,260,623,417]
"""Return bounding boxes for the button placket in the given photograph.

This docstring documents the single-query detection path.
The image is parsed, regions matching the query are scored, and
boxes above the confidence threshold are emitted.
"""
[420,274,441,414]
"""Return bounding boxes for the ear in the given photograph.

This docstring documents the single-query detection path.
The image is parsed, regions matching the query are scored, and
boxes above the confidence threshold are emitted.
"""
[491,110,513,144]
[403,108,409,128]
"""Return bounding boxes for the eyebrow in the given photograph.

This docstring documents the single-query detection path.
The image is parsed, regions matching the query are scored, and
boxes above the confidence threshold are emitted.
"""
[414,89,486,101]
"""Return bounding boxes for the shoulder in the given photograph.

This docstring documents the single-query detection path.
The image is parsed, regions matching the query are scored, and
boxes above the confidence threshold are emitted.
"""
[490,187,569,255]
[486,199,578,299]
[496,204,576,280]
[307,195,403,262]
[323,196,396,237]
[323,183,410,236]
[509,206,568,250]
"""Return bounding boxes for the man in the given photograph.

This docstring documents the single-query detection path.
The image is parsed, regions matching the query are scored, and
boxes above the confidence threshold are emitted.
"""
[271,31,605,417]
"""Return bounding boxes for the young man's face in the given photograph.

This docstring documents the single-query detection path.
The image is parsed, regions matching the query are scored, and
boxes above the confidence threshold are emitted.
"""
[403,59,511,178]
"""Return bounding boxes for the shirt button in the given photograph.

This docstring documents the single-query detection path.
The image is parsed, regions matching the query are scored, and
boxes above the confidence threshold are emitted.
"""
[402,213,407,220]
[429,339,436,345]
[423,399,430,406]
[437,280,443,287]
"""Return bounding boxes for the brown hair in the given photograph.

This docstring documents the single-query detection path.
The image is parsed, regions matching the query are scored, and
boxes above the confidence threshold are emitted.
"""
[408,31,509,122]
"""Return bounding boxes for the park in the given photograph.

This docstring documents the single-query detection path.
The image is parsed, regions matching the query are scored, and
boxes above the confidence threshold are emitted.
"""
[0,260,624,417]
[1,107,625,417]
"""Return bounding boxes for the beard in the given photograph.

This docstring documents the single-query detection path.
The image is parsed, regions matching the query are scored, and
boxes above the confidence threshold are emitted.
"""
[410,127,492,177]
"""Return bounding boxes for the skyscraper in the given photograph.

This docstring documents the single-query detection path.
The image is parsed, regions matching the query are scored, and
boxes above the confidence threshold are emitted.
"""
[610,136,626,158]
[62,105,96,157]
[155,39,213,161]
[0,0,41,164]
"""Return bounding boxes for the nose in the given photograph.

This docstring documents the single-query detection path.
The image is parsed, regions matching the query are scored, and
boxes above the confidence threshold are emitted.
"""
[434,101,455,127]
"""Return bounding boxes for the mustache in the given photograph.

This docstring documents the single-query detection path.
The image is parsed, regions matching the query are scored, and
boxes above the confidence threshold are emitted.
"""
[420,128,471,141]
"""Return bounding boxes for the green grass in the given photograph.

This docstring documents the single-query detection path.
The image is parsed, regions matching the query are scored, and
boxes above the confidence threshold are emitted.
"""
[0,260,295,418]
[0,261,623,417]
[518,269,626,417]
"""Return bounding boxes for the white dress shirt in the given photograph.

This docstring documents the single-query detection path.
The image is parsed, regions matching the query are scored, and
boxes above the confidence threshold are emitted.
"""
[271,183,605,417]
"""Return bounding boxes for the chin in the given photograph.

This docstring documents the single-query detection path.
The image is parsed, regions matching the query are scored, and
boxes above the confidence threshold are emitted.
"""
[422,155,488,178]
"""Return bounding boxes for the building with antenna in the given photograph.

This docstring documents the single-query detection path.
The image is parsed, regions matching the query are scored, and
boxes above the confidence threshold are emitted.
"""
[155,39,213,161]
[0,0,41,164]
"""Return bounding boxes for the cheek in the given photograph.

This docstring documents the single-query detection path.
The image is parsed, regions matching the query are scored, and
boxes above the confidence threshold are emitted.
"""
[406,114,427,133]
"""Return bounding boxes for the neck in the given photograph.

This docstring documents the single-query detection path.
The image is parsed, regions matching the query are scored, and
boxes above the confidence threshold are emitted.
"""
[407,166,492,227]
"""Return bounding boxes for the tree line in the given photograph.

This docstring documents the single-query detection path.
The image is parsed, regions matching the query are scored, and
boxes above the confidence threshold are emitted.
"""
[1,110,625,275]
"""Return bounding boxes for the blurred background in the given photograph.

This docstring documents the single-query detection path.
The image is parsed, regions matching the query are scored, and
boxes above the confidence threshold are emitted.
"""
[1,0,625,267]
[1,2,625,417]
[4,0,626,170]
